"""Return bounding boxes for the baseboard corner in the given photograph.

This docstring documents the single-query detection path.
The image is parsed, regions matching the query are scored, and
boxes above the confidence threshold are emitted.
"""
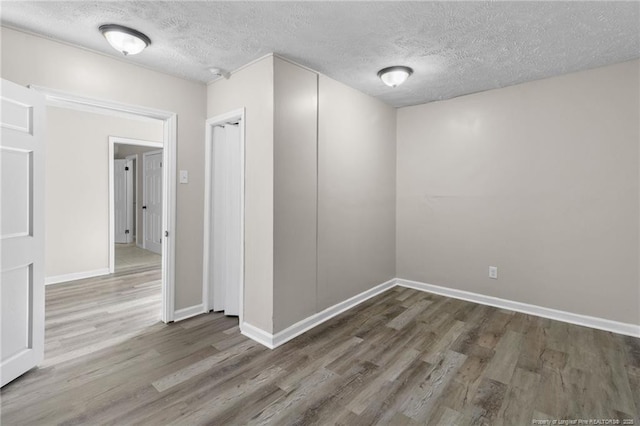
[240,322,275,349]
[173,304,206,322]
[269,278,397,349]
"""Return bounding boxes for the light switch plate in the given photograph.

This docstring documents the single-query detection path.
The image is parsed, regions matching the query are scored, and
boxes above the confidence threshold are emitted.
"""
[179,170,188,184]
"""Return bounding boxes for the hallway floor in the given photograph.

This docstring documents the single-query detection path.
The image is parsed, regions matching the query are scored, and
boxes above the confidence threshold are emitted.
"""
[115,241,161,272]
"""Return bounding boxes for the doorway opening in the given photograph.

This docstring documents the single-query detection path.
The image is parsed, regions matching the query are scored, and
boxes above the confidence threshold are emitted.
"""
[203,108,245,324]
[110,138,163,274]
[33,85,177,323]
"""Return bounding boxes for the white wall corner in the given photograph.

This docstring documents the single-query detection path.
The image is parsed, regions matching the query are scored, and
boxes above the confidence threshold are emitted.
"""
[173,304,207,322]
[45,268,111,285]
[395,278,640,339]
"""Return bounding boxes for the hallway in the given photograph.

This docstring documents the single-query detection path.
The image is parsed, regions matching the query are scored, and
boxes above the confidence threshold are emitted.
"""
[115,242,161,272]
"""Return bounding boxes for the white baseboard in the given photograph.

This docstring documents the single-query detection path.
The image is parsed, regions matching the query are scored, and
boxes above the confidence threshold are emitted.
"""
[240,276,639,350]
[241,322,277,349]
[241,278,397,349]
[45,268,110,285]
[173,304,206,322]
[396,278,640,338]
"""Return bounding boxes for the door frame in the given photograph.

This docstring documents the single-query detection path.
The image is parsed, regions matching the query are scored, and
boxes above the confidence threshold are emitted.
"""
[202,108,245,324]
[142,149,164,253]
[109,138,163,266]
[32,85,177,323]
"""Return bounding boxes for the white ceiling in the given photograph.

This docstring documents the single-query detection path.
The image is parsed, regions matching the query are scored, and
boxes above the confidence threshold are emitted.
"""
[2,1,639,107]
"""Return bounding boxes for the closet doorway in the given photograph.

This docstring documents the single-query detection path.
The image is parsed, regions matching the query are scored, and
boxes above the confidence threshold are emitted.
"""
[203,109,245,320]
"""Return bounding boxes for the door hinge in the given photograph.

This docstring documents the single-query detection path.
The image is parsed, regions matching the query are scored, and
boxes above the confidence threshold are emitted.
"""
[125,229,130,234]
[164,230,169,237]
[125,166,129,171]
[160,162,163,168]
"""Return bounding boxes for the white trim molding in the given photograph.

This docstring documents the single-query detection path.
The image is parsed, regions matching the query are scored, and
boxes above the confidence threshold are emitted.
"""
[240,323,276,349]
[173,304,207,322]
[396,278,640,339]
[29,85,166,123]
[45,268,110,286]
[241,278,397,349]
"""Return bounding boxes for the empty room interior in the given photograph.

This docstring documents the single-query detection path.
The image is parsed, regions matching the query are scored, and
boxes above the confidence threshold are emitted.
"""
[0,2,638,425]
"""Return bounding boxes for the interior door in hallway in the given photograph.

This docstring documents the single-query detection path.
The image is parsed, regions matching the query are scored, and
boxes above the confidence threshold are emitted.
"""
[114,158,133,244]
[143,151,162,254]
[0,79,45,387]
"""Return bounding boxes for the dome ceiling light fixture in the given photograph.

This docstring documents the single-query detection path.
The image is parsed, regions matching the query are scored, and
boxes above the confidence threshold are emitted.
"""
[99,24,151,56]
[377,66,413,88]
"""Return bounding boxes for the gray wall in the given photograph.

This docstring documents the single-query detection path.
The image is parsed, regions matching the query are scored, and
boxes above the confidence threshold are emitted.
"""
[270,59,397,333]
[2,27,207,310]
[316,75,397,311]
[273,58,319,331]
[396,60,640,325]
[209,56,396,334]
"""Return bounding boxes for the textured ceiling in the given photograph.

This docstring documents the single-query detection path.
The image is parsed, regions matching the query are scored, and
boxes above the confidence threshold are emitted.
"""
[2,1,639,107]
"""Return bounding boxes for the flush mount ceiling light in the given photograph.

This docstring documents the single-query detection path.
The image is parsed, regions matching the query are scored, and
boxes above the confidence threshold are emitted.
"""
[377,66,413,88]
[99,24,151,56]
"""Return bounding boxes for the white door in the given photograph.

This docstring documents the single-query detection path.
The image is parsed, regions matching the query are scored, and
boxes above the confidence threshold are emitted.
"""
[0,79,45,387]
[114,159,133,244]
[143,151,162,254]
[210,123,241,316]
[210,126,226,312]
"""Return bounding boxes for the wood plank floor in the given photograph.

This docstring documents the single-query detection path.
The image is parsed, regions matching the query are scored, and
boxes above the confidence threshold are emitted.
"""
[114,243,161,273]
[1,268,638,425]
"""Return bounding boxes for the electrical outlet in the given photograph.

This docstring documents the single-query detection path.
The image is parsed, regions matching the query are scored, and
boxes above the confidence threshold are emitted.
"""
[489,266,498,279]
